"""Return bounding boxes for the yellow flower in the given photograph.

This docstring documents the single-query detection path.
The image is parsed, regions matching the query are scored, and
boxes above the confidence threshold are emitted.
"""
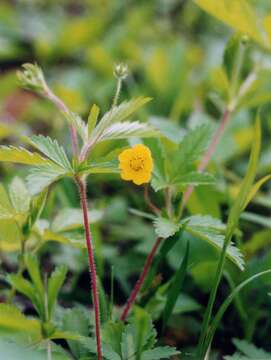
[118,144,153,185]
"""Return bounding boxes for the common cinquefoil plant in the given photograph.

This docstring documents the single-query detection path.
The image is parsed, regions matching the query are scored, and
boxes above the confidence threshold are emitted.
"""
[0,33,271,360]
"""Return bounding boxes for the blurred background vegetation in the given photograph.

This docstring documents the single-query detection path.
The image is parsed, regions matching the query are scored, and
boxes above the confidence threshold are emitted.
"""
[1,0,271,357]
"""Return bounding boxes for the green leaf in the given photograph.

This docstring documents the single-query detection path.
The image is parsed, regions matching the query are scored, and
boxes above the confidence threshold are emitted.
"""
[94,97,151,135]
[193,0,270,49]
[79,336,121,360]
[171,124,212,176]
[0,219,21,251]
[0,184,15,219]
[0,146,49,165]
[88,97,151,148]
[43,230,85,249]
[162,241,189,330]
[52,208,103,232]
[48,265,67,319]
[133,307,154,358]
[232,339,271,359]
[30,135,72,170]
[153,217,180,239]
[7,273,44,318]
[99,121,158,141]
[81,161,119,175]
[182,215,244,270]
[88,104,100,136]
[24,254,44,302]
[26,164,68,195]
[102,321,124,356]
[9,177,30,214]
[28,190,48,229]
[173,171,216,187]
[0,339,71,360]
[141,346,180,360]
[0,303,41,340]
[61,307,90,359]
[121,323,136,360]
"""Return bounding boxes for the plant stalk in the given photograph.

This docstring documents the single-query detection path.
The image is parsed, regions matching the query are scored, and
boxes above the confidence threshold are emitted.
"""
[120,237,162,321]
[76,176,102,360]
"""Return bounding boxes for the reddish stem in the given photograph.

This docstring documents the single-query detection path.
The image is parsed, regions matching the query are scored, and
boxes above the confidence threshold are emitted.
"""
[120,237,162,321]
[76,177,102,360]
[181,108,232,209]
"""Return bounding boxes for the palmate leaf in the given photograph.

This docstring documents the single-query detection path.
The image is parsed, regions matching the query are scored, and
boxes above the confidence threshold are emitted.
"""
[0,146,49,165]
[182,215,244,270]
[30,135,72,170]
[26,164,68,195]
[99,121,158,141]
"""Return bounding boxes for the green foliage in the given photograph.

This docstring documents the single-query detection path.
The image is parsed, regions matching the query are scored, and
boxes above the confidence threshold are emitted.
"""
[182,215,244,270]
[225,338,271,360]
[151,124,213,192]
[0,146,49,165]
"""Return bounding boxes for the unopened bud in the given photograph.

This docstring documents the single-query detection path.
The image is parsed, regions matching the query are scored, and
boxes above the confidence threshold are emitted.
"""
[114,63,128,80]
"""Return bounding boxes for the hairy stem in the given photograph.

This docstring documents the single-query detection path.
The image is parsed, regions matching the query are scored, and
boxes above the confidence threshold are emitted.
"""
[120,237,162,321]
[76,176,102,360]
[180,107,232,213]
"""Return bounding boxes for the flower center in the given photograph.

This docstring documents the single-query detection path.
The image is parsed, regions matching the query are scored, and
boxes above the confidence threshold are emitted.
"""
[129,156,144,171]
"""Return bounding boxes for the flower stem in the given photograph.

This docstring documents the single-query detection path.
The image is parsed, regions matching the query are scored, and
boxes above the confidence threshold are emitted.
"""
[120,237,162,321]
[76,176,102,360]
